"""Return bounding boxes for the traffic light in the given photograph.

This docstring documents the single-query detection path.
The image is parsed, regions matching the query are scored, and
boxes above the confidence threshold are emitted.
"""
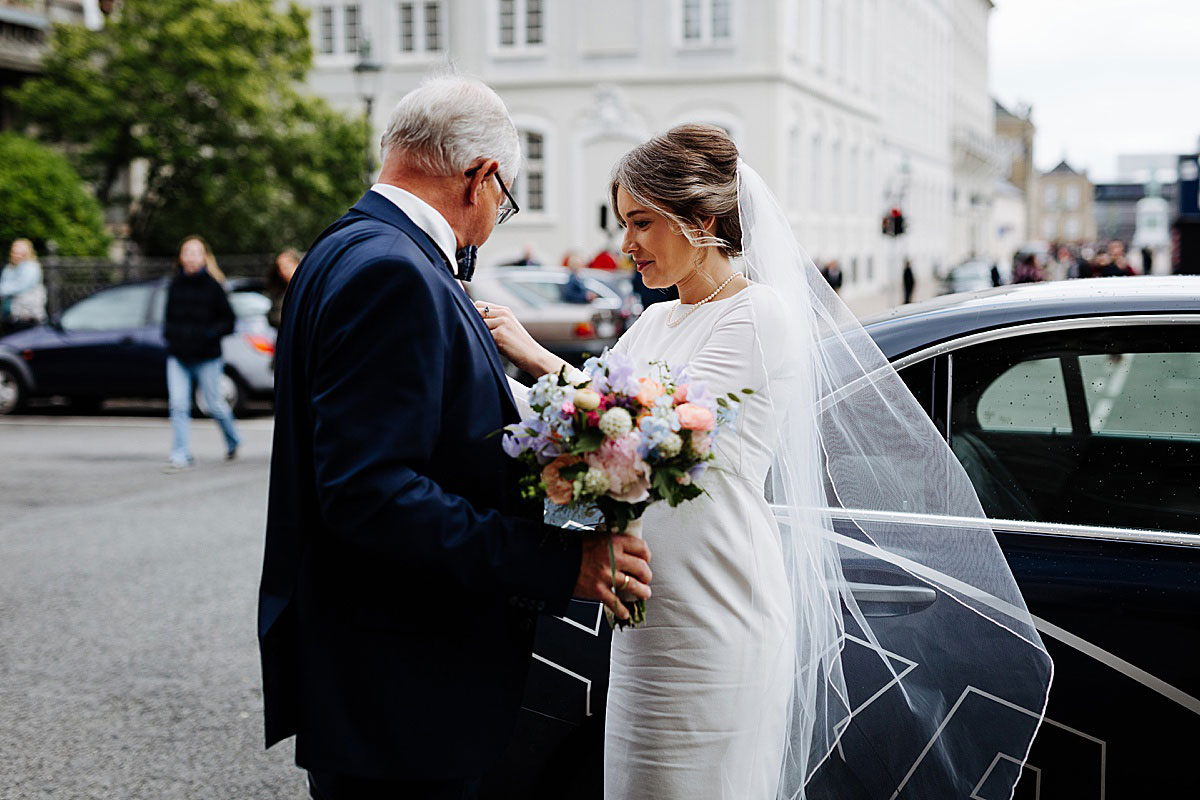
[882,208,905,237]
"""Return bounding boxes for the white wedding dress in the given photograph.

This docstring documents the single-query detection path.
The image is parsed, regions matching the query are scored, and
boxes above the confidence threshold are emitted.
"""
[603,283,795,800]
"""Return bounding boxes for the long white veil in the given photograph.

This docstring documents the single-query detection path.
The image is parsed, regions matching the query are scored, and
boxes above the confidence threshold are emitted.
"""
[734,159,1054,798]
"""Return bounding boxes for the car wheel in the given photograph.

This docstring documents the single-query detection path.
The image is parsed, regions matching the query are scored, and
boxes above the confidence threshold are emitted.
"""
[194,371,247,418]
[0,365,24,415]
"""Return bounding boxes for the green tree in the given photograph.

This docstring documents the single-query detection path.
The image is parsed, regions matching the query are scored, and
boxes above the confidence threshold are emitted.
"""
[8,0,368,256]
[0,133,109,256]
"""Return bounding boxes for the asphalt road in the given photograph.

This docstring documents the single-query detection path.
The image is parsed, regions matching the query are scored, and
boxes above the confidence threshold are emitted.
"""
[0,412,305,799]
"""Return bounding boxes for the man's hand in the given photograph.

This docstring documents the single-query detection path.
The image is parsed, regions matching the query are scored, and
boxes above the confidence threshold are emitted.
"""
[574,531,652,623]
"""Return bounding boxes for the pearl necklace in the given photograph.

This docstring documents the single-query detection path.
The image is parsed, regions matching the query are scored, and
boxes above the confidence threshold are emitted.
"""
[665,273,740,327]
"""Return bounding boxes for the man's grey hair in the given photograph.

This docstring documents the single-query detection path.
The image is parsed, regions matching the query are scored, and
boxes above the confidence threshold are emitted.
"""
[381,75,521,184]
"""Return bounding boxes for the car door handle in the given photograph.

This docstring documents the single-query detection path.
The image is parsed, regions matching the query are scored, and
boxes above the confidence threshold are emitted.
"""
[846,581,938,617]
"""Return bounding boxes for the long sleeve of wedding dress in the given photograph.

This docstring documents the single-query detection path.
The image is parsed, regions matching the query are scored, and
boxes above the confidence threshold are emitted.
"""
[604,284,796,800]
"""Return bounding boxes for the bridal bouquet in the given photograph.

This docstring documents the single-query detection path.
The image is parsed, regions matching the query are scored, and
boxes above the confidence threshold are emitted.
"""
[500,350,748,629]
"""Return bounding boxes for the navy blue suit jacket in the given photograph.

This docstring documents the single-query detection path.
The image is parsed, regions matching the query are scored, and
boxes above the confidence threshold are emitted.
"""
[258,191,581,780]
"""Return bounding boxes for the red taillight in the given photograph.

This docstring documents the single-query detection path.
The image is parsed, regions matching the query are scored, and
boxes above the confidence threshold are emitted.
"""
[574,322,596,338]
[21,349,34,361]
[243,333,275,354]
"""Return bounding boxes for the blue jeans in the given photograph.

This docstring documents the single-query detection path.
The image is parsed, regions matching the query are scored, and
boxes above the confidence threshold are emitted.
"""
[166,356,240,464]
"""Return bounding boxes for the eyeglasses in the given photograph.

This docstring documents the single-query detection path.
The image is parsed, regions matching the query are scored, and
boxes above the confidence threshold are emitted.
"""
[465,165,520,225]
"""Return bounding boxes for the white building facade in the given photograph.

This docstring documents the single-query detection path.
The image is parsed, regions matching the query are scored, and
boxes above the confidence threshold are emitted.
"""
[299,0,993,314]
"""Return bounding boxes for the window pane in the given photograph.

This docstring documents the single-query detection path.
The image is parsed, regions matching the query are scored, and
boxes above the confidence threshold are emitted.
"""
[61,286,151,331]
[499,0,516,46]
[527,171,545,211]
[712,0,731,39]
[526,0,543,45]
[318,7,335,54]
[976,357,1072,433]
[399,2,414,52]
[1080,352,1200,439]
[683,0,702,40]
[344,4,361,53]
[524,131,544,161]
[424,2,442,51]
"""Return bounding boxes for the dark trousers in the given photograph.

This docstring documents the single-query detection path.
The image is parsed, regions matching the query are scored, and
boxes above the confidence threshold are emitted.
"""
[307,770,480,800]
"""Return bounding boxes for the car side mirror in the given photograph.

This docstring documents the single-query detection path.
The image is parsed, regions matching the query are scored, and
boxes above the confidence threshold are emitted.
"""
[49,314,65,332]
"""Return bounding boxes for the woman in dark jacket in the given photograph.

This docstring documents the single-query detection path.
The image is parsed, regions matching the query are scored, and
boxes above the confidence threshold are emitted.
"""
[163,235,240,470]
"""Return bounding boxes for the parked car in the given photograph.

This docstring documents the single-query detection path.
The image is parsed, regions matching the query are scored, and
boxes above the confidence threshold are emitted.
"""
[939,258,1004,294]
[485,276,1200,799]
[0,278,275,416]
[466,267,625,368]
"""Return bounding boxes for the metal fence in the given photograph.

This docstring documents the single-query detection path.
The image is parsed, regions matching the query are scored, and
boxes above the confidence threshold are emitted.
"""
[41,255,274,316]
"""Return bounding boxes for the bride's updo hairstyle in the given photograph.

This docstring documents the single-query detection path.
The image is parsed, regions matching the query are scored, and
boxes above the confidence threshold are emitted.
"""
[610,124,742,258]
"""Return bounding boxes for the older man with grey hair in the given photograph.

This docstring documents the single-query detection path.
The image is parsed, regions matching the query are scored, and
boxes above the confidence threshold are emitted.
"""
[258,75,652,799]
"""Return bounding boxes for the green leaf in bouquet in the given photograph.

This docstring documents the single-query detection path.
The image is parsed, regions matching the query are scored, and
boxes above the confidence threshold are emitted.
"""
[717,397,729,408]
[741,388,755,395]
[568,427,606,455]
[557,462,589,482]
[727,392,741,403]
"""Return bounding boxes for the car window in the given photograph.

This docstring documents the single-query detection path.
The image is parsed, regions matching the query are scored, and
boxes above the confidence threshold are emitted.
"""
[508,278,566,305]
[948,325,1200,533]
[229,291,271,319]
[60,285,153,331]
[976,358,1073,433]
[499,278,555,308]
[1079,352,1200,440]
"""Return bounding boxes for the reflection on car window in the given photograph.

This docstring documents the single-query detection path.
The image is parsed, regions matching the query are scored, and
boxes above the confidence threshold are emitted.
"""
[977,358,1072,433]
[60,285,152,331]
[1080,353,1200,440]
[950,326,1200,534]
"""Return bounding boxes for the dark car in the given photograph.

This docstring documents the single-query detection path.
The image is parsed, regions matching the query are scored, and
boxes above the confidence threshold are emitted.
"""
[0,278,275,416]
[488,276,1200,799]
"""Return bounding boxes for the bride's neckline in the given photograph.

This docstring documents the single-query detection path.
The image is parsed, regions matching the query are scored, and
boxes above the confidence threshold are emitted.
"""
[674,280,756,308]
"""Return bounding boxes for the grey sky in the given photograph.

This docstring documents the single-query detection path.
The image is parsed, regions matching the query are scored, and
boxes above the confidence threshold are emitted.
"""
[989,0,1200,182]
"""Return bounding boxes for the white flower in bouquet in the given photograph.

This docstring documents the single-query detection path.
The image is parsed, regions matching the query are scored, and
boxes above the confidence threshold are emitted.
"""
[599,407,633,439]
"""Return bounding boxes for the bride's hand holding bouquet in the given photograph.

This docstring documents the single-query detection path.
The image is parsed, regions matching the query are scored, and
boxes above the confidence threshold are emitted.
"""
[501,350,748,629]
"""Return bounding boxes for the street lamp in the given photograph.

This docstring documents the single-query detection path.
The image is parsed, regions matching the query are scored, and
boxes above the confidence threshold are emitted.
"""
[353,40,382,183]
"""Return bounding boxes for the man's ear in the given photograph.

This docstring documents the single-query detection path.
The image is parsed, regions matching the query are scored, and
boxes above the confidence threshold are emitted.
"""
[466,159,500,206]
[700,215,717,234]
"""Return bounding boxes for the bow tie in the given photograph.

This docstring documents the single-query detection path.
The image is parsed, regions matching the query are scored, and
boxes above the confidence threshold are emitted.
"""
[455,245,478,282]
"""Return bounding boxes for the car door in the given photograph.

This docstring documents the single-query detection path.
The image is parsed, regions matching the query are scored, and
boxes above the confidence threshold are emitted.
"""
[32,283,164,398]
[897,316,1200,797]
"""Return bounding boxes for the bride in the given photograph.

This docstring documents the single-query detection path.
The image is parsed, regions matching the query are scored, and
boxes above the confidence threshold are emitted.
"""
[477,125,1053,799]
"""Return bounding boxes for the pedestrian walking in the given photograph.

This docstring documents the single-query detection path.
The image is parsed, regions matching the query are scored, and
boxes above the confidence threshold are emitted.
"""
[902,259,916,303]
[163,235,240,470]
[266,248,300,328]
[1,238,48,334]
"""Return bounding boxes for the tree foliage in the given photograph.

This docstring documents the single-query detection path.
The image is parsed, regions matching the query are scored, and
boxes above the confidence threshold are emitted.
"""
[0,133,109,256]
[8,0,368,256]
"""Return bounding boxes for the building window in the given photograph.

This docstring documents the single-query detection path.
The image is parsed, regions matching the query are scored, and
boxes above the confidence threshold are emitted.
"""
[317,6,335,54]
[520,130,546,212]
[1042,218,1058,240]
[399,3,415,51]
[680,0,733,46]
[1043,184,1057,208]
[344,4,361,54]
[497,0,544,49]
[1065,185,1080,211]
[398,1,445,54]
[810,133,822,212]
[1065,216,1081,240]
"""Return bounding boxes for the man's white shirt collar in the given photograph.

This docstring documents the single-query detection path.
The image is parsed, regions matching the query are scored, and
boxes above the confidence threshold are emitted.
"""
[369,183,457,275]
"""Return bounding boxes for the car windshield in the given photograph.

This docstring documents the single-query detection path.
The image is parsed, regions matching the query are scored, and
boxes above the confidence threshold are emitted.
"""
[60,284,153,331]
